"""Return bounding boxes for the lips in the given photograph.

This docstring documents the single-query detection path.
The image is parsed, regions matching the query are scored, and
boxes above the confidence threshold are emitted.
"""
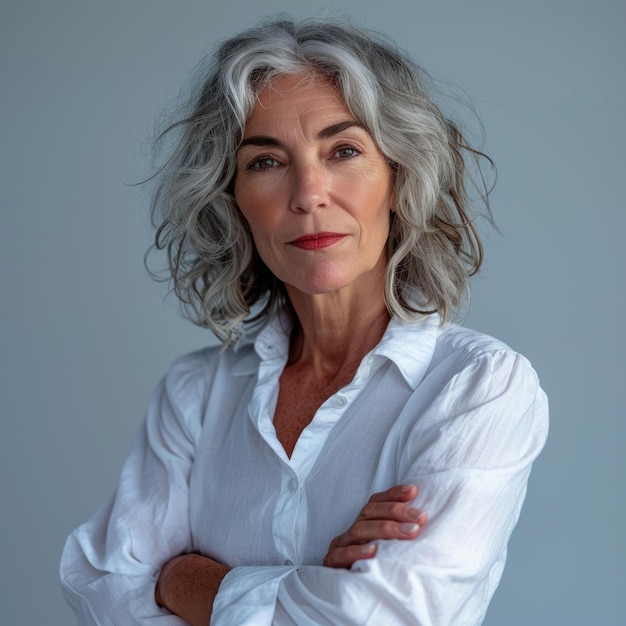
[288,232,347,250]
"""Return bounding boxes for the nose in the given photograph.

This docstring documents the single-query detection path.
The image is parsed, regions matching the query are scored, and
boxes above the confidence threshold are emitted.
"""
[289,161,330,213]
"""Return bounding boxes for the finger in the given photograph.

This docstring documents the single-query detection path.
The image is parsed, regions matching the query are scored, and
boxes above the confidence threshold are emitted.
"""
[358,501,427,525]
[323,543,377,569]
[368,483,418,504]
[331,518,422,548]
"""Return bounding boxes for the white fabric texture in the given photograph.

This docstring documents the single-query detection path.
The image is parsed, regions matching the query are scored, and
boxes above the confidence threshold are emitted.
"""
[60,313,548,625]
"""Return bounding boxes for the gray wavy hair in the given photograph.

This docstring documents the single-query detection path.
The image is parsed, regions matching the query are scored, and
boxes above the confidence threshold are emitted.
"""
[148,17,492,344]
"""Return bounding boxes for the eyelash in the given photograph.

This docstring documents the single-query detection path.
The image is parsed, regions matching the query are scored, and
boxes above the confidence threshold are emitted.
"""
[332,145,360,159]
[247,157,280,171]
[246,144,361,171]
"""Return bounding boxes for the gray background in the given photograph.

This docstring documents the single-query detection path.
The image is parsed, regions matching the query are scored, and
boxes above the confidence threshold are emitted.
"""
[1,0,624,624]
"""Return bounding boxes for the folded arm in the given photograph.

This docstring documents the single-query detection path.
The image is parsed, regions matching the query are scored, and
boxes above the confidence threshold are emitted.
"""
[155,484,427,624]
[61,349,548,626]
[210,351,548,625]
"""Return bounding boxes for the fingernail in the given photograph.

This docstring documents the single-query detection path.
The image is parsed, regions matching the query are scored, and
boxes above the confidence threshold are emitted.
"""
[400,484,414,493]
[408,507,421,520]
[400,523,419,534]
[360,544,376,554]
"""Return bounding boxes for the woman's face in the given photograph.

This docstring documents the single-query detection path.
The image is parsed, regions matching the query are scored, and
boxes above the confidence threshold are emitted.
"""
[234,74,395,299]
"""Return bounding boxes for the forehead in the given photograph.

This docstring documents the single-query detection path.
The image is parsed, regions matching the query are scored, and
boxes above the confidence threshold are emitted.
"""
[244,73,354,134]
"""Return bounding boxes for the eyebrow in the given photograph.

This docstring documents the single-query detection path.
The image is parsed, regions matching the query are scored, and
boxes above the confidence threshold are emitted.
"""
[238,120,364,149]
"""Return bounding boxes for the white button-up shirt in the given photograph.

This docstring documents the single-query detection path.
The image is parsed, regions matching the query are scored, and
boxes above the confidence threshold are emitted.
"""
[60,313,548,625]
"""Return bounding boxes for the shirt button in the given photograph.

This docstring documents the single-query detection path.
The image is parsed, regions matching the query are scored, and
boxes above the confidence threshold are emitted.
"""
[288,478,297,492]
[284,560,294,566]
[332,395,348,408]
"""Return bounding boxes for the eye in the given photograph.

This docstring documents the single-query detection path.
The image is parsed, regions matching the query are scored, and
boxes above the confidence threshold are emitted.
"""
[333,146,360,159]
[248,156,280,171]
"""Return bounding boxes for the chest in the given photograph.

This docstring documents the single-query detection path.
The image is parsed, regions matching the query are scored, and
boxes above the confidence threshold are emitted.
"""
[189,370,411,566]
[272,365,354,458]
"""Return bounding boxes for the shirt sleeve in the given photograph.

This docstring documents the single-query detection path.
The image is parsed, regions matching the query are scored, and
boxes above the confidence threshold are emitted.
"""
[60,353,207,625]
[211,350,549,626]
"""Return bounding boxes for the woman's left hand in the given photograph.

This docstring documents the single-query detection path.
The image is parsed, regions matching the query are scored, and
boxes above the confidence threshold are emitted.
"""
[323,484,427,569]
[155,553,230,626]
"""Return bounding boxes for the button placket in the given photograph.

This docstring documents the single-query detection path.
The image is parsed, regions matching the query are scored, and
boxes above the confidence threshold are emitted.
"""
[331,394,348,408]
[272,467,301,565]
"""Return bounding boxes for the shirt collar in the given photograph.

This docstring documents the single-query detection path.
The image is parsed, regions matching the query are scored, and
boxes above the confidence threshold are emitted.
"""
[232,310,440,389]
[230,311,292,376]
[253,309,293,362]
[371,313,439,389]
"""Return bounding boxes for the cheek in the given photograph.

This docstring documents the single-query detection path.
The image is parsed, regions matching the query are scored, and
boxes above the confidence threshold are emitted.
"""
[241,211,275,248]
[236,206,276,264]
[359,188,394,238]
[235,183,276,226]
[234,189,261,233]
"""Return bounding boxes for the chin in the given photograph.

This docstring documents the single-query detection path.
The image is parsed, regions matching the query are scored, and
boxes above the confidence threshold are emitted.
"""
[283,263,377,297]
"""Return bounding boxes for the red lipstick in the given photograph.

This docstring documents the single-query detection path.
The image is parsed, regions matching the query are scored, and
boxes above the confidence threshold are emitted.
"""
[289,232,347,250]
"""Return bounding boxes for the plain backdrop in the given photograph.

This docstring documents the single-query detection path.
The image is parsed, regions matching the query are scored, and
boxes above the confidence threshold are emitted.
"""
[1,1,624,624]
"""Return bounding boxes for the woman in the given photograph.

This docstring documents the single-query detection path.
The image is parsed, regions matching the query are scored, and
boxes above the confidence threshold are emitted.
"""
[60,17,548,625]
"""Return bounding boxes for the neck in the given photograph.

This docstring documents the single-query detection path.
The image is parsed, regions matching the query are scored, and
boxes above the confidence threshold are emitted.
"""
[285,283,390,380]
